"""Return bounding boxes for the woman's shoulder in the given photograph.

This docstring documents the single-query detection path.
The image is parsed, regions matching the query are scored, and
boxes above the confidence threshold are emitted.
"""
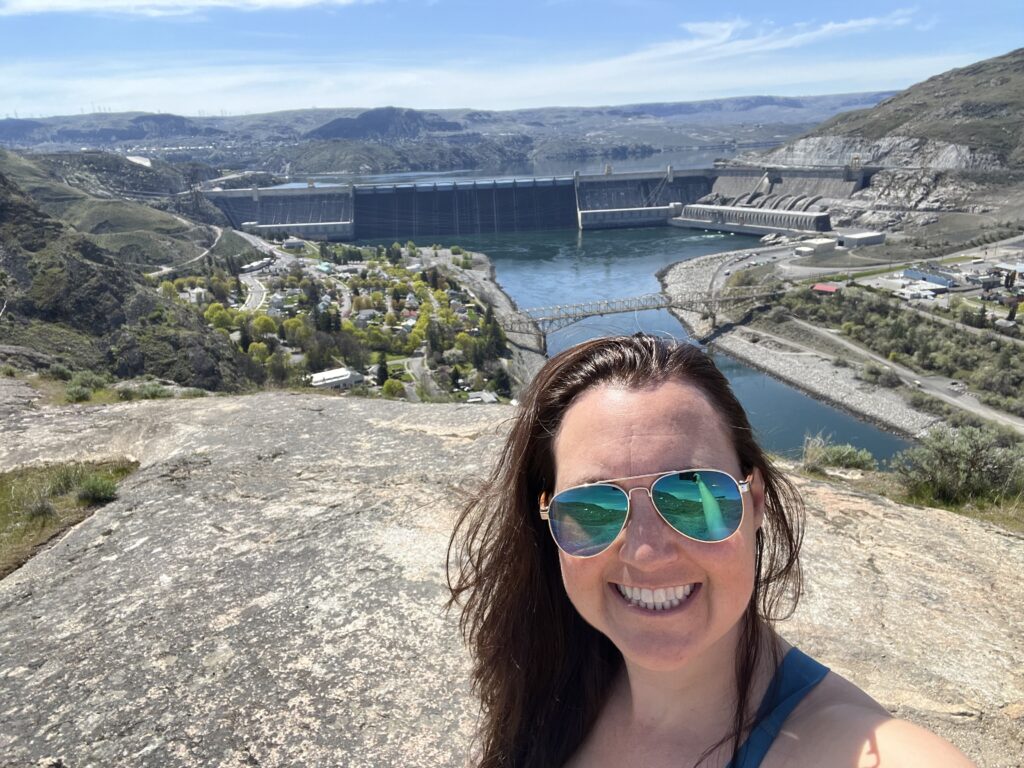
[766,665,976,768]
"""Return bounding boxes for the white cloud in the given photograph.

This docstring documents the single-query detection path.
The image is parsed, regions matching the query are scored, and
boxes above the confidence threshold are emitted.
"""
[0,0,368,16]
[0,11,978,115]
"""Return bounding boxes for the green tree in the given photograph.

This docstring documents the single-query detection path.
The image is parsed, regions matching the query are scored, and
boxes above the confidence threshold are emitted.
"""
[375,351,389,387]
[159,280,177,300]
[382,379,405,398]
[268,348,290,385]
[252,314,278,340]
[248,341,270,363]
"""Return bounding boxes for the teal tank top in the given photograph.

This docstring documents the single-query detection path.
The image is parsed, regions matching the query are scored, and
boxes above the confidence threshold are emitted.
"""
[726,648,830,768]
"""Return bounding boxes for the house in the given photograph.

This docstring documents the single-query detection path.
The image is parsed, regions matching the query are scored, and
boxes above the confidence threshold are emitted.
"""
[467,391,499,404]
[282,238,305,251]
[308,367,364,391]
[355,309,380,328]
[811,283,841,295]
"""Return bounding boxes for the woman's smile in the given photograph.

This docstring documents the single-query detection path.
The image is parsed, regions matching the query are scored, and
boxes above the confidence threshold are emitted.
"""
[611,581,701,612]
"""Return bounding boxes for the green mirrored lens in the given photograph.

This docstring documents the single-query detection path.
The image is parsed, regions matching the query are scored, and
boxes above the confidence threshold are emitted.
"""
[651,470,743,541]
[549,484,628,557]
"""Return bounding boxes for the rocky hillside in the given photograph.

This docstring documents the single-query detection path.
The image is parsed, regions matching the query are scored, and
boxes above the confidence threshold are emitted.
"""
[0,387,1020,766]
[760,47,1024,170]
[0,167,254,390]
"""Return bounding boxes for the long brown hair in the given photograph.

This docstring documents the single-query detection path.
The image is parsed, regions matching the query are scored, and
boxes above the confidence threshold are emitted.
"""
[447,335,804,767]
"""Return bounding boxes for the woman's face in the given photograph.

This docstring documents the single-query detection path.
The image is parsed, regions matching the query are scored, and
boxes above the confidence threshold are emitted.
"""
[552,380,764,673]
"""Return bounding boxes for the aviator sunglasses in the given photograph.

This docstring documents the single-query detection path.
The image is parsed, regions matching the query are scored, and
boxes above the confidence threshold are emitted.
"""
[539,469,751,558]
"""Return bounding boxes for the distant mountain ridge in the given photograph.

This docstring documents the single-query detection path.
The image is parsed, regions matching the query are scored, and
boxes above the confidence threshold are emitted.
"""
[760,47,1024,169]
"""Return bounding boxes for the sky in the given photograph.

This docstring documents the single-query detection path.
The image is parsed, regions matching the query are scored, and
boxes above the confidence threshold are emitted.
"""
[1,0,1021,118]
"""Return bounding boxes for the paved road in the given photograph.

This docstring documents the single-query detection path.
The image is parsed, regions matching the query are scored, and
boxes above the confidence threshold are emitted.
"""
[787,317,1024,436]
[240,272,267,311]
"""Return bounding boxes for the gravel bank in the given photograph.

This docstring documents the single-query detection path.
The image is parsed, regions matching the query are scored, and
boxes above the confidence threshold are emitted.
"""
[659,250,937,438]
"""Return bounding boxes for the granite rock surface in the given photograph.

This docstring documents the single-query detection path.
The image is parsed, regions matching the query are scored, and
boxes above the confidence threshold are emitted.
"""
[0,390,1021,767]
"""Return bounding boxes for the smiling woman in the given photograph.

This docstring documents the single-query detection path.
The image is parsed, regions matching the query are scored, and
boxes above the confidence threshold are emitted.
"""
[446,334,975,768]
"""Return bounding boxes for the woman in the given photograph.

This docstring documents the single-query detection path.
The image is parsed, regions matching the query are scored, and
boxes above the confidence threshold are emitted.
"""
[448,334,974,767]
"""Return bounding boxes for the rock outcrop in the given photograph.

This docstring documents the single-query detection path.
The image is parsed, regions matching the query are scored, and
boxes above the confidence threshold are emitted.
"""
[757,135,1005,171]
[0,388,1021,766]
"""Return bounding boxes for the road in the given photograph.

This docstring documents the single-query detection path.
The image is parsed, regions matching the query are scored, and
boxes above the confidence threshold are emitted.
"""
[146,225,223,279]
[786,317,1024,436]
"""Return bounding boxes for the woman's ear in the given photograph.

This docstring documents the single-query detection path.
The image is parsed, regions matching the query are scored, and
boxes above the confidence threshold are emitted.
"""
[749,467,766,530]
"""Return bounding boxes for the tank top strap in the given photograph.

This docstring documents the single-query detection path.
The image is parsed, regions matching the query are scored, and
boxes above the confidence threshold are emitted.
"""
[725,648,830,768]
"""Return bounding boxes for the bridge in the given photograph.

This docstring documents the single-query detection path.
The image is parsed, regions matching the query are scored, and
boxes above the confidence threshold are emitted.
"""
[505,288,784,334]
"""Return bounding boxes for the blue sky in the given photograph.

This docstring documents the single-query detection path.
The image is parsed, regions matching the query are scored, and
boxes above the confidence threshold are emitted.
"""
[1,0,1021,118]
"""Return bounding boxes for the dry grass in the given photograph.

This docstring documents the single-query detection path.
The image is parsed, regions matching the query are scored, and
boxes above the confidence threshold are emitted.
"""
[0,459,138,579]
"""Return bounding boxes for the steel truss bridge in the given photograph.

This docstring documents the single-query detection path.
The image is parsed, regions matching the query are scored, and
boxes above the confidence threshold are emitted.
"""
[505,288,783,334]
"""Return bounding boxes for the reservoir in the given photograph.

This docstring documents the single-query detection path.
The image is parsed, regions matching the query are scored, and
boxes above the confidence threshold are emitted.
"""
[450,227,912,462]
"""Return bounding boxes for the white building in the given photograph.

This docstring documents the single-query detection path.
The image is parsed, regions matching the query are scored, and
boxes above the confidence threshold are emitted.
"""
[308,367,364,391]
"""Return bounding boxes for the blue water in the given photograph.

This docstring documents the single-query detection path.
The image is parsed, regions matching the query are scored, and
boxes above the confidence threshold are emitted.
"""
[449,227,912,463]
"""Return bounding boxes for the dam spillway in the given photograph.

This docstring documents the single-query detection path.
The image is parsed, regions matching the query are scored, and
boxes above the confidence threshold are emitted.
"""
[203,165,875,242]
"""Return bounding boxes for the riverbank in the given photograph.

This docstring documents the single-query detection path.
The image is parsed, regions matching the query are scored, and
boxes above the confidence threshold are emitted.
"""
[420,248,546,394]
[659,250,937,438]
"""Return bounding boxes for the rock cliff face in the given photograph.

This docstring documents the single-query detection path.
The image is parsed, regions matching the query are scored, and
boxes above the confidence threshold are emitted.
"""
[758,135,1005,171]
[756,48,1024,171]
[0,385,1021,767]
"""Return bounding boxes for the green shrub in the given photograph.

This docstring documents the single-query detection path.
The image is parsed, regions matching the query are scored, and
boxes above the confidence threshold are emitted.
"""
[117,388,137,401]
[138,383,171,399]
[65,384,92,403]
[877,369,902,388]
[894,426,1024,505]
[47,363,72,381]
[802,433,878,473]
[1,364,16,377]
[382,379,405,398]
[450,245,464,255]
[180,388,207,398]
[70,370,108,391]
[77,474,118,504]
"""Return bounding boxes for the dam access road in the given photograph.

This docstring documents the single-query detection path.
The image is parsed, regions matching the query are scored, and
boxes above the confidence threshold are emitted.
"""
[0,379,1021,767]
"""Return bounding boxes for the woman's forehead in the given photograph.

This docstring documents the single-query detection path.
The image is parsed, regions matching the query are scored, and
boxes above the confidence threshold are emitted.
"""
[552,382,737,483]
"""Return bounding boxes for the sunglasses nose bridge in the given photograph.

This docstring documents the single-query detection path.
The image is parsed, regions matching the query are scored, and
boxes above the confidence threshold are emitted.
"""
[623,485,660,521]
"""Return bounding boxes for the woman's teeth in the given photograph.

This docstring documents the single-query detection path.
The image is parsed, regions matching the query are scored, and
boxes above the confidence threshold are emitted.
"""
[616,583,694,611]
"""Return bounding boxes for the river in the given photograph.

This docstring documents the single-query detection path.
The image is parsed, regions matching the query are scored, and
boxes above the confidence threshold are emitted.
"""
[450,227,912,463]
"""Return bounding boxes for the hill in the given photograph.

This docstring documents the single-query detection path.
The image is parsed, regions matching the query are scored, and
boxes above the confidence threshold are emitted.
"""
[760,48,1024,170]
[0,167,254,390]
[305,107,463,141]
[0,389,1019,766]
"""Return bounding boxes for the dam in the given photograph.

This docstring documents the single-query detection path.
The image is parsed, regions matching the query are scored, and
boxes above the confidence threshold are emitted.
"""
[204,165,875,242]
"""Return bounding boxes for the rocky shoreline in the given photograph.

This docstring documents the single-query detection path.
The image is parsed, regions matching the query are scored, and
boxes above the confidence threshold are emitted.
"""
[659,250,937,439]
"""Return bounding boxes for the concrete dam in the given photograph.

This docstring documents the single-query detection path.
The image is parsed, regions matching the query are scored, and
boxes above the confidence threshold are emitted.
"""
[204,166,874,242]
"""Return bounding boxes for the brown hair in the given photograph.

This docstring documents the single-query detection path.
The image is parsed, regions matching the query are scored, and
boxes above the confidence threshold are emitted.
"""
[447,334,804,767]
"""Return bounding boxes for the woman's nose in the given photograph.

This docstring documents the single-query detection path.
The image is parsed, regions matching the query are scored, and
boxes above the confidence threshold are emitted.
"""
[617,489,681,567]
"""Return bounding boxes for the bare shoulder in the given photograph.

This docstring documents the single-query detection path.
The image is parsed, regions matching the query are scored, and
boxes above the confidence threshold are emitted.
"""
[766,670,976,768]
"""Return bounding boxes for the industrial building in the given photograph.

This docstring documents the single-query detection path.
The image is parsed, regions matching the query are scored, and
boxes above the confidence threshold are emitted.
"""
[203,164,877,242]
